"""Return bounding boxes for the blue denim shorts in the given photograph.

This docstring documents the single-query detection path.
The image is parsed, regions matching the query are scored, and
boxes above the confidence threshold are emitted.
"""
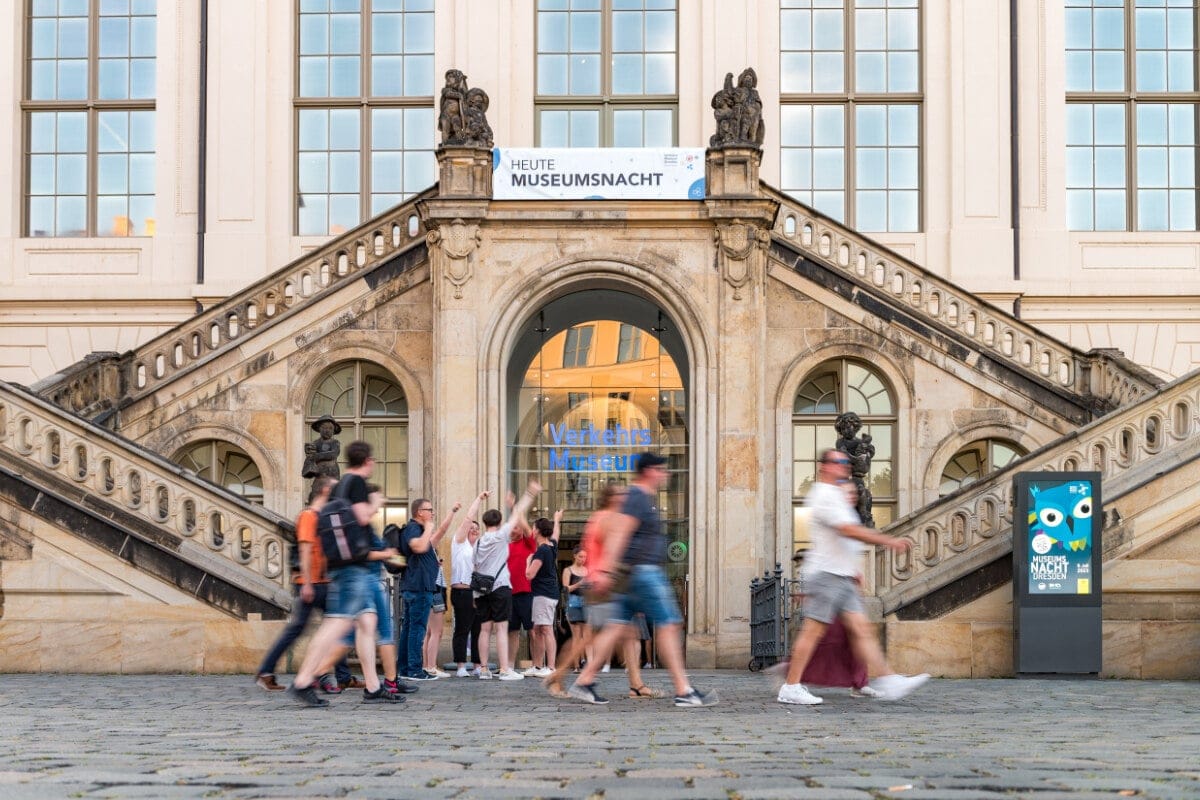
[326,565,378,619]
[341,576,393,645]
[609,565,682,628]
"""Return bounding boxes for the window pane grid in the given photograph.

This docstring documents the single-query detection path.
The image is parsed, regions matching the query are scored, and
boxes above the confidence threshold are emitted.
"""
[24,0,157,238]
[296,0,436,235]
[780,0,922,232]
[1066,1,1200,231]
[536,0,678,146]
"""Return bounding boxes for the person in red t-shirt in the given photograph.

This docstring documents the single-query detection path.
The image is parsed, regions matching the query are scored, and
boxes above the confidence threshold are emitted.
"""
[505,518,538,674]
[254,476,354,690]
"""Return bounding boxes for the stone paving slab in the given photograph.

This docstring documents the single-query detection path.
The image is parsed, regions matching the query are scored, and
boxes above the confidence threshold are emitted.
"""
[0,672,1197,799]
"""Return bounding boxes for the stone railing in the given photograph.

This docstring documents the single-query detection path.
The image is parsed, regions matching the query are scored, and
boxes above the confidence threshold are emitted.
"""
[33,188,436,417]
[875,367,1200,614]
[765,188,1161,411]
[0,380,295,606]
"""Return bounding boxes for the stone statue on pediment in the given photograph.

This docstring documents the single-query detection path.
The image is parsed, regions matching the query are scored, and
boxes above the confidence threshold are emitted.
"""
[302,415,342,485]
[439,70,493,148]
[710,68,764,149]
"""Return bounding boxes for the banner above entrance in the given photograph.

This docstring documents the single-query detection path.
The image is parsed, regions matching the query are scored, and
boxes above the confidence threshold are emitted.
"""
[493,147,706,201]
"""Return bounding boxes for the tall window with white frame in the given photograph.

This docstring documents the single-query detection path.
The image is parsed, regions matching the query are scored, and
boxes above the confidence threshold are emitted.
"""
[779,0,921,232]
[296,0,436,237]
[25,0,156,237]
[535,0,678,147]
[791,359,896,553]
[1065,0,1199,231]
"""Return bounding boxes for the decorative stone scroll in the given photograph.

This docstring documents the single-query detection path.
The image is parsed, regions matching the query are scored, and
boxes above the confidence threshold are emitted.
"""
[714,219,770,300]
[426,218,483,299]
[709,68,764,150]
[438,70,493,149]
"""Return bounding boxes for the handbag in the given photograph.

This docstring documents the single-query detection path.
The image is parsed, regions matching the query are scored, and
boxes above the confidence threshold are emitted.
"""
[470,561,506,595]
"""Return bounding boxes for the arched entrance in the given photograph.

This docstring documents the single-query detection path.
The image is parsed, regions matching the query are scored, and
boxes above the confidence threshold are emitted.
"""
[505,288,691,629]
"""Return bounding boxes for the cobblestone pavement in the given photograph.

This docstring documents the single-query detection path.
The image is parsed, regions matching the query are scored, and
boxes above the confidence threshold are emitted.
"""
[1,672,1197,799]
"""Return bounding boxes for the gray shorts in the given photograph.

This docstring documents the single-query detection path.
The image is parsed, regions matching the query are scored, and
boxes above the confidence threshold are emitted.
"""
[802,572,863,624]
[586,601,617,629]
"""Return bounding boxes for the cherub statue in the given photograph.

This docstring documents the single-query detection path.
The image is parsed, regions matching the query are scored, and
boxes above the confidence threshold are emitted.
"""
[302,414,343,484]
[709,67,764,149]
[734,68,764,146]
[834,411,876,527]
[709,74,737,148]
[438,69,469,144]
[463,87,494,148]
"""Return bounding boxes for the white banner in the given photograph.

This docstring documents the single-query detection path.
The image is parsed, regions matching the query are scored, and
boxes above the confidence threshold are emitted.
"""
[492,147,706,200]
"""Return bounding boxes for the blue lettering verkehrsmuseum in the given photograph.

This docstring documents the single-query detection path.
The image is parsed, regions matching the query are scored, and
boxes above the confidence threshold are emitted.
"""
[546,422,654,472]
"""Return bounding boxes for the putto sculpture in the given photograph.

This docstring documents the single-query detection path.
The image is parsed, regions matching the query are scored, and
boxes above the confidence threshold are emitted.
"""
[834,411,876,528]
[709,67,764,149]
[438,69,493,148]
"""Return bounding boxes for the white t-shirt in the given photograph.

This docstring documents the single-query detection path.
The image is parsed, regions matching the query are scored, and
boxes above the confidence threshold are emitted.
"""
[472,522,514,594]
[801,481,863,579]
[450,536,475,586]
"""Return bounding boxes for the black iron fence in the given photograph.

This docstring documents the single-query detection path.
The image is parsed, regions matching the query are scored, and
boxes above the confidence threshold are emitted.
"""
[748,564,804,671]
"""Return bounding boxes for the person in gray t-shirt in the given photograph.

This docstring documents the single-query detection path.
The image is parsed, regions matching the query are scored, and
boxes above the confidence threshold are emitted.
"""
[470,481,541,681]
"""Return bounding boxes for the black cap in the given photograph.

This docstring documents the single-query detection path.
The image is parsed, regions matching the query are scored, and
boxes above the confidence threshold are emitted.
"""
[635,452,668,472]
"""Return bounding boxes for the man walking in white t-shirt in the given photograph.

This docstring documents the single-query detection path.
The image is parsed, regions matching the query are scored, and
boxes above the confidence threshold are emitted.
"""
[777,448,930,705]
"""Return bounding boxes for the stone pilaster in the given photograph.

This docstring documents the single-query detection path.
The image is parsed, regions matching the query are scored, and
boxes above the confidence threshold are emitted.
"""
[419,147,492,545]
[701,150,779,665]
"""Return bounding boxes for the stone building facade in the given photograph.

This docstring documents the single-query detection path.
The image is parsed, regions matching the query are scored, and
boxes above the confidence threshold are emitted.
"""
[0,2,1197,675]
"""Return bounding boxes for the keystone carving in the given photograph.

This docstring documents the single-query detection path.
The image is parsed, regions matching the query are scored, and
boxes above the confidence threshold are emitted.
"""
[427,218,482,299]
[714,220,769,300]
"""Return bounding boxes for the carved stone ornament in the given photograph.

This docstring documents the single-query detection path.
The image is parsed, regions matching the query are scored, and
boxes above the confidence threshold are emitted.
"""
[709,67,765,150]
[427,219,482,299]
[715,220,769,299]
[438,70,494,149]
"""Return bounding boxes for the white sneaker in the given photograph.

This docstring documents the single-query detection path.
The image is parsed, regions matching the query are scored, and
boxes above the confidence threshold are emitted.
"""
[427,668,451,679]
[522,666,542,677]
[600,663,610,673]
[469,666,481,677]
[478,668,493,680]
[868,673,930,701]
[498,670,525,681]
[455,666,470,678]
[538,666,555,677]
[777,683,823,705]
[849,685,883,698]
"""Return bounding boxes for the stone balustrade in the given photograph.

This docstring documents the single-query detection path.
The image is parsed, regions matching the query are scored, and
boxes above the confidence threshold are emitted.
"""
[875,367,1200,614]
[767,189,1160,411]
[34,189,435,417]
[0,381,295,606]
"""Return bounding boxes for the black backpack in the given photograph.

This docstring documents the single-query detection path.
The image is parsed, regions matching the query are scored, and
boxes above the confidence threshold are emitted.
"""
[318,477,372,567]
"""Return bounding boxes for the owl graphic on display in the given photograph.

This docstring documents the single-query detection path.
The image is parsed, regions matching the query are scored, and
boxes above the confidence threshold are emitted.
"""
[1028,481,1094,552]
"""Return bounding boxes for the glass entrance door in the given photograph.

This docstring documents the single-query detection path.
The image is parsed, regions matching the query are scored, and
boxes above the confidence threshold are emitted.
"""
[508,316,690,629]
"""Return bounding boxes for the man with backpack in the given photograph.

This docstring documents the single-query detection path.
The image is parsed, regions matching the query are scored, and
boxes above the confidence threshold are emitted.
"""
[394,496,461,681]
[287,441,403,707]
[254,475,355,691]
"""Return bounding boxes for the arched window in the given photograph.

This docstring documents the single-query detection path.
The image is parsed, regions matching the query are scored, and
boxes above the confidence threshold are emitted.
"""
[307,360,409,528]
[173,440,264,504]
[939,438,1026,496]
[792,359,896,552]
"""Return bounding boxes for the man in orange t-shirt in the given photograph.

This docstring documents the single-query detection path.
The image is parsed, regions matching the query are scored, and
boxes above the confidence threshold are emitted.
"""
[254,476,354,690]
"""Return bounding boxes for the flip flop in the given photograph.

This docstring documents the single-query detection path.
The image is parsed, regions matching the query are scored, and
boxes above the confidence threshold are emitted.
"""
[629,685,664,699]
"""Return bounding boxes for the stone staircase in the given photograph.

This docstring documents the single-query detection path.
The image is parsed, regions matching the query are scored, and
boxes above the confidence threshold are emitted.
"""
[873,365,1200,618]
[30,188,435,423]
[0,380,295,619]
[765,188,1163,418]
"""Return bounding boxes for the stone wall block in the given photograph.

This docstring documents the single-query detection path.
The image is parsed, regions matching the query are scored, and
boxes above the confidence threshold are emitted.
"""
[0,621,42,671]
[1101,621,1143,678]
[885,620,973,677]
[969,622,1013,677]
[1140,621,1200,679]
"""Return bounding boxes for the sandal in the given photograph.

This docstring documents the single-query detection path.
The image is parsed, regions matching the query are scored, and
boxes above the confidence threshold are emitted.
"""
[628,685,665,699]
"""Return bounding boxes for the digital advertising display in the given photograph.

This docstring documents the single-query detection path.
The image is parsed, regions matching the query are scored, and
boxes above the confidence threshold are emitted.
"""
[1025,477,1095,595]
